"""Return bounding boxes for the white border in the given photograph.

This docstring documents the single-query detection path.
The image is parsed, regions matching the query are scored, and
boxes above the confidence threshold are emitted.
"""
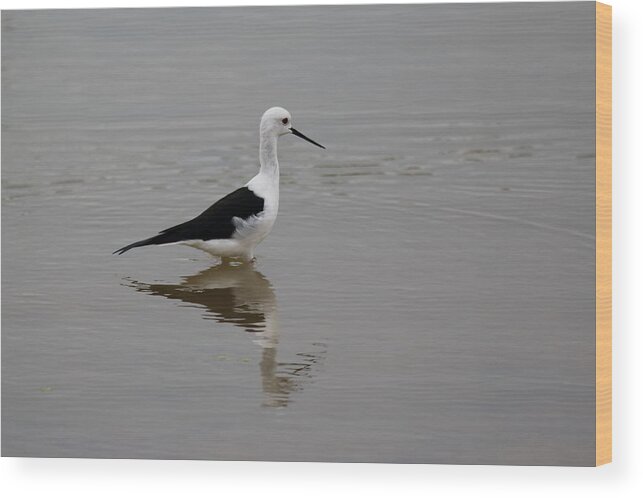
[2,1,642,496]
[0,0,614,9]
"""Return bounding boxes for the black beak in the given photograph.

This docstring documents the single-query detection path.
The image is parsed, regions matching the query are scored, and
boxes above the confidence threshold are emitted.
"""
[290,127,325,149]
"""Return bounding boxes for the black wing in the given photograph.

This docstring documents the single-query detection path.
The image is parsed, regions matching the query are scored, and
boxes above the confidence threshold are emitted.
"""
[114,186,264,254]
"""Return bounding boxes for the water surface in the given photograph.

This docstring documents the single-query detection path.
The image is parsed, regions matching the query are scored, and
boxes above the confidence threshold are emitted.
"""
[2,3,596,465]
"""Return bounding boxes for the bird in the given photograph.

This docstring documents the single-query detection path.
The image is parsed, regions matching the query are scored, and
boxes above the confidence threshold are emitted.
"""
[113,107,324,262]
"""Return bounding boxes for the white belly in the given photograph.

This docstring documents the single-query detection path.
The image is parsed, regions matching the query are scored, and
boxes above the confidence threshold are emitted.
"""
[184,207,277,260]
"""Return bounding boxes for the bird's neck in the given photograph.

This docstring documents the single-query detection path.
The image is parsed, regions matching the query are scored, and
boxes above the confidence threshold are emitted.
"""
[259,134,279,182]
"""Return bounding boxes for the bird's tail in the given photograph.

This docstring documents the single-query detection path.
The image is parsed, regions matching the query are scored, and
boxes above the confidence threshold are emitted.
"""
[113,235,166,255]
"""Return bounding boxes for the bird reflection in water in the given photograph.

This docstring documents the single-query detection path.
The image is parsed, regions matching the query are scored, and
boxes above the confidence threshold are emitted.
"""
[126,264,325,407]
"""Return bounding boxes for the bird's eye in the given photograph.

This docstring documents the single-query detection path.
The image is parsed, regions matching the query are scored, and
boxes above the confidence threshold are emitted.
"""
[282,118,289,125]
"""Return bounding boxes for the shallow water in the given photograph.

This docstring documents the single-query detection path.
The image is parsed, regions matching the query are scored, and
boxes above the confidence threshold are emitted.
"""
[2,3,596,465]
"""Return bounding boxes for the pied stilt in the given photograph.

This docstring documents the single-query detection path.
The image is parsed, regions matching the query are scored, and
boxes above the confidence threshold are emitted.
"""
[114,107,324,261]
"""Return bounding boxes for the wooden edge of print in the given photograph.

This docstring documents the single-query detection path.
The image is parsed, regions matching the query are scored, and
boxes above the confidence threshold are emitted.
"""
[595,1,612,467]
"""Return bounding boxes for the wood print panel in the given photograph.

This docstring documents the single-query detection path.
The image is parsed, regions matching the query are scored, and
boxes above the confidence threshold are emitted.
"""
[595,1,612,467]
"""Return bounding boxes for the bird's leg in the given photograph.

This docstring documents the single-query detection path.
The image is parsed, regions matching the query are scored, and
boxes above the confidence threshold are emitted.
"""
[241,253,256,265]
[220,254,255,266]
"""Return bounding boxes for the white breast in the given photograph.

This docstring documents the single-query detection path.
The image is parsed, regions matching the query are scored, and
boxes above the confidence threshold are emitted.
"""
[245,171,279,237]
[226,171,279,250]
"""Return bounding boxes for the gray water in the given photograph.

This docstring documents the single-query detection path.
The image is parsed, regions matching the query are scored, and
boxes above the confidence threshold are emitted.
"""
[2,3,596,465]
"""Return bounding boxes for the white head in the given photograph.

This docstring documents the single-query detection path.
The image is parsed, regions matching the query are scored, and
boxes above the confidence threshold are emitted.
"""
[260,107,293,137]
[260,107,325,148]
